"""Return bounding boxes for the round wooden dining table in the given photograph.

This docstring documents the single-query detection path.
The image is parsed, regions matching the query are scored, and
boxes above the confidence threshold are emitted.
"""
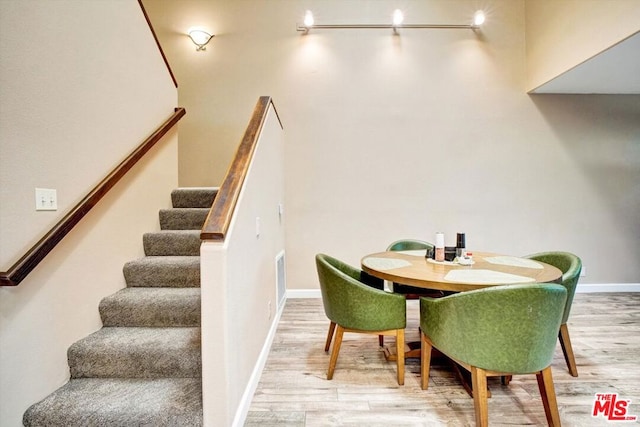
[361,250,563,292]
[361,249,564,398]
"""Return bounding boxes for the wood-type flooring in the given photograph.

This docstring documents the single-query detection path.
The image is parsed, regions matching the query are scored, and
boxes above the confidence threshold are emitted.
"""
[245,293,640,426]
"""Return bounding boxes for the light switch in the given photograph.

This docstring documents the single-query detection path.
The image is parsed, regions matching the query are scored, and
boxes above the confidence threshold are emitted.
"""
[35,188,57,211]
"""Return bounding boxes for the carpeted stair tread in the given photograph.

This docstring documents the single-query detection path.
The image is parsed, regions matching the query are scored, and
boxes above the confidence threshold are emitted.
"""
[99,288,201,327]
[143,230,201,256]
[68,327,201,379]
[23,377,202,427]
[171,187,218,208]
[123,256,200,288]
[159,208,210,230]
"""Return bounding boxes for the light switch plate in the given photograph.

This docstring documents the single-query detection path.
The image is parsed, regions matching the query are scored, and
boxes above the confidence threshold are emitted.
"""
[35,188,57,211]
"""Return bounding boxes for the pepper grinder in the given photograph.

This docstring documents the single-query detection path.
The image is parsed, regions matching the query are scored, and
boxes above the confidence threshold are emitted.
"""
[456,233,466,257]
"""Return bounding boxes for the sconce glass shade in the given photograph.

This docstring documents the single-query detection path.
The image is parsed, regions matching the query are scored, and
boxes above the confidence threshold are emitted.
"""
[188,30,214,51]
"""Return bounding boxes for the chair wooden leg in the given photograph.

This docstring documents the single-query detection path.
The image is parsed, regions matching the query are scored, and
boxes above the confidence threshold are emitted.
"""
[501,375,512,385]
[558,323,578,377]
[536,366,562,427]
[327,325,344,380]
[471,366,489,427]
[379,334,384,347]
[396,329,405,385]
[420,331,432,390]
[324,321,336,352]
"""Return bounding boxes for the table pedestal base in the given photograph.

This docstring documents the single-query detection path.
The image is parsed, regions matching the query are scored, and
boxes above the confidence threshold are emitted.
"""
[382,342,492,398]
[382,341,421,361]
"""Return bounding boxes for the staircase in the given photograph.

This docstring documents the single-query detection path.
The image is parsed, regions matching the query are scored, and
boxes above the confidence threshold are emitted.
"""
[23,187,218,427]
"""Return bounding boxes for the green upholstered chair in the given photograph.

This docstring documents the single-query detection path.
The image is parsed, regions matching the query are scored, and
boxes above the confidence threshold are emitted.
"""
[525,251,582,377]
[316,253,407,385]
[420,283,567,427]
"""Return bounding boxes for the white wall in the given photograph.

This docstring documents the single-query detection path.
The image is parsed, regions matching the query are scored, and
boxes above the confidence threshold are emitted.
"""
[0,1,179,425]
[201,104,285,426]
[143,0,640,291]
[525,0,640,92]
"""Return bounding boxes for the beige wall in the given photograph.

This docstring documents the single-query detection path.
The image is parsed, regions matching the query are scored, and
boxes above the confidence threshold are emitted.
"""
[143,0,640,290]
[0,1,179,425]
[526,0,640,92]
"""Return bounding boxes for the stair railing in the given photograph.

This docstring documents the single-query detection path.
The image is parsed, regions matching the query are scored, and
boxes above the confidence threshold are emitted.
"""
[200,96,282,241]
[0,107,186,287]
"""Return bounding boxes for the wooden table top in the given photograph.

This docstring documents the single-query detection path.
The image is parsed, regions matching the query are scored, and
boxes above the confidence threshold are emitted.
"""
[361,250,563,293]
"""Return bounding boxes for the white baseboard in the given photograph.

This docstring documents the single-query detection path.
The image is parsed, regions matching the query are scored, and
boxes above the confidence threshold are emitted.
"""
[231,298,287,427]
[286,289,322,298]
[576,283,640,293]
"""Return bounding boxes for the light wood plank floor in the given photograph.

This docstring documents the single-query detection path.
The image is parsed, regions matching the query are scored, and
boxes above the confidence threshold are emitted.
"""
[245,293,640,426]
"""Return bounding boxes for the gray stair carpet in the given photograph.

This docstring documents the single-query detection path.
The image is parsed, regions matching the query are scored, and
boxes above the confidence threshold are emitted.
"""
[23,188,216,427]
[159,208,210,230]
[171,187,218,209]
[123,256,200,288]
[100,287,201,327]
[143,230,202,256]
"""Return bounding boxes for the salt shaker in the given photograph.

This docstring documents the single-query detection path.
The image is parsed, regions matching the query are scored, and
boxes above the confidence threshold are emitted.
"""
[435,232,445,262]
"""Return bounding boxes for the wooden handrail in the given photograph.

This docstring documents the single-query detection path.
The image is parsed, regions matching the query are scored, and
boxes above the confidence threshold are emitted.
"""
[138,0,178,88]
[0,108,186,287]
[200,96,283,241]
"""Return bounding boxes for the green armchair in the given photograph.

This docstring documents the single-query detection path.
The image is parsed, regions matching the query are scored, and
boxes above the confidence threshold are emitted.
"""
[420,283,567,427]
[316,253,407,385]
[525,251,582,377]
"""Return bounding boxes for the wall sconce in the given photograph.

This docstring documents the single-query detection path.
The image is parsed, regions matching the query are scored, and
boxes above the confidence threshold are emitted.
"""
[297,9,486,33]
[188,29,214,51]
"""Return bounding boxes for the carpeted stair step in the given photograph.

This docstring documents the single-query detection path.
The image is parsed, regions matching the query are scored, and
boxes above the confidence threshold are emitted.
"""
[23,377,202,427]
[143,230,201,256]
[123,256,200,288]
[68,327,201,379]
[159,208,210,230]
[99,288,201,327]
[171,187,218,208]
